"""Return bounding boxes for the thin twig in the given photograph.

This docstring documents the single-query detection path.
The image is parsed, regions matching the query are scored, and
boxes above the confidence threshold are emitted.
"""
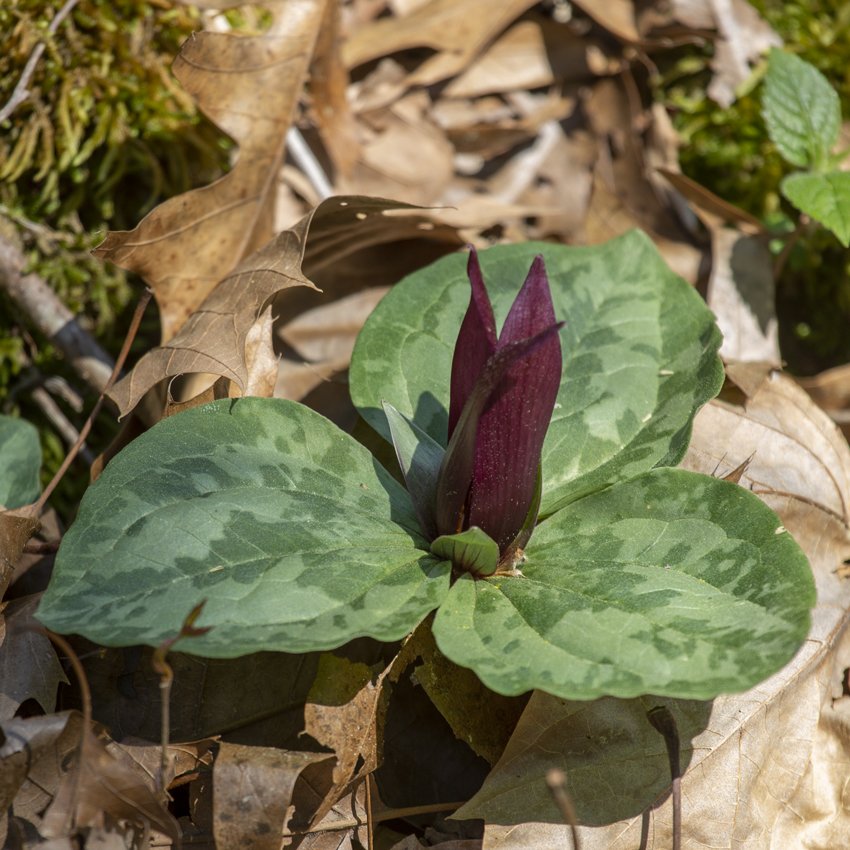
[286,126,333,200]
[0,234,114,392]
[22,539,59,554]
[0,0,81,123]
[31,386,94,465]
[151,602,211,793]
[648,705,682,850]
[36,288,151,512]
[545,768,581,850]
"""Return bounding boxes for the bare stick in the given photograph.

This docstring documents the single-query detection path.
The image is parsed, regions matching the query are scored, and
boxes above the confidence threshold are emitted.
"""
[648,706,682,850]
[36,288,151,511]
[0,235,114,392]
[151,602,211,793]
[286,127,333,200]
[31,386,94,465]
[0,0,81,122]
[545,768,581,850]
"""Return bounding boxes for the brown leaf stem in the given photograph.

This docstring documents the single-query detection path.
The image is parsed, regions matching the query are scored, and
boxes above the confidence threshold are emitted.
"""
[36,287,151,512]
[545,768,581,850]
[647,705,681,850]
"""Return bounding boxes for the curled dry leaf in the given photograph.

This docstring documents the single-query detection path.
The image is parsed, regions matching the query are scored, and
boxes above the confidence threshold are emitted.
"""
[212,743,333,850]
[0,506,39,598]
[460,372,850,848]
[107,197,435,417]
[95,0,327,342]
[0,596,68,717]
[798,365,850,440]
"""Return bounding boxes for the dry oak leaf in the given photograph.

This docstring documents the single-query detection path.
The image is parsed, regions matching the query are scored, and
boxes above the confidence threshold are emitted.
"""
[342,0,539,89]
[107,196,427,417]
[95,0,328,342]
[464,372,850,849]
[0,596,68,718]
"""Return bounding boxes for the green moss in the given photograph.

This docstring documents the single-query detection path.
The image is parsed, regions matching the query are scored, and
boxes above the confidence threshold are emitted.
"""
[654,0,850,373]
[0,0,232,516]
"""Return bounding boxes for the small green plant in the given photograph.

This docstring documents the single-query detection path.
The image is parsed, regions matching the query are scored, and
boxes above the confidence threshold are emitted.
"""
[37,235,815,700]
[763,49,850,246]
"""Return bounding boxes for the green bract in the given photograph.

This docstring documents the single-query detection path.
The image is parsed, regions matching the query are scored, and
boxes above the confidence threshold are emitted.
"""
[38,232,816,700]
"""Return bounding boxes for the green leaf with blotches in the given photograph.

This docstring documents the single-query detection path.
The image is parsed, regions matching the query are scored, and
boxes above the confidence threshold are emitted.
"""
[37,398,450,656]
[0,415,41,509]
[781,171,850,247]
[763,49,841,170]
[350,231,723,516]
[432,468,814,700]
[431,527,499,576]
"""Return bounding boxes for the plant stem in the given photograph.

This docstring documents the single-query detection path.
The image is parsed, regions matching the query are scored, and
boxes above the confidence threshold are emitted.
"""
[545,768,581,849]
[647,705,682,850]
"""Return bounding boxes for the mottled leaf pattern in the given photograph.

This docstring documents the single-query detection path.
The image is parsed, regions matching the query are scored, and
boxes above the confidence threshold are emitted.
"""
[350,232,723,515]
[432,468,814,700]
[0,415,41,508]
[38,399,450,656]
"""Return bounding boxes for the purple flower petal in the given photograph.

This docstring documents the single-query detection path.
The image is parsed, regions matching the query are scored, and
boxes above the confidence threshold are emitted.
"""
[467,256,563,551]
[448,248,497,439]
[435,320,563,539]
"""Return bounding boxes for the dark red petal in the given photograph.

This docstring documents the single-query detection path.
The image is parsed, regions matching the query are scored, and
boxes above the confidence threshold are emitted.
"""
[435,322,563,538]
[467,256,563,551]
[448,248,497,439]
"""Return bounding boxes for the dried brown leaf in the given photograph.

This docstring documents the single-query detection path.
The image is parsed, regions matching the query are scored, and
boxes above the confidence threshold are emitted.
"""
[798,366,850,440]
[95,0,328,342]
[570,0,639,42]
[0,596,68,717]
[2,712,82,822]
[343,0,539,88]
[41,724,180,842]
[310,0,360,177]
[212,743,333,850]
[0,507,39,597]
[107,196,434,417]
[303,654,388,825]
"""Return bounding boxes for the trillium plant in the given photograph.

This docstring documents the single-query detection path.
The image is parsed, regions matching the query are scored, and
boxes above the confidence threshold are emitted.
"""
[39,232,815,701]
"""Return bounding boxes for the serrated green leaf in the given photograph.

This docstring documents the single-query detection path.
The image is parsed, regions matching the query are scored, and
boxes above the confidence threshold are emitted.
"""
[349,232,723,516]
[431,527,499,576]
[383,400,444,540]
[432,468,814,700]
[763,49,841,169]
[781,171,850,247]
[38,399,450,656]
[0,415,41,509]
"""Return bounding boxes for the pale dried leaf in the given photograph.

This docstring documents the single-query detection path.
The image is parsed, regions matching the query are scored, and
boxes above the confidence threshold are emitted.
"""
[706,0,781,108]
[2,712,82,821]
[343,0,539,88]
[570,0,639,42]
[242,307,279,399]
[0,596,68,717]
[279,287,388,363]
[213,743,333,850]
[707,229,780,366]
[310,0,360,177]
[798,366,850,439]
[95,0,328,341]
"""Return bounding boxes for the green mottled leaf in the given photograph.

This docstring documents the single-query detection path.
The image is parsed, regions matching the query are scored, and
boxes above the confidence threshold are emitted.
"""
[350,232,723,516]
[763,49,841,170]
[383,401,444,541]
[432,468,814,700]
[431,527,499,577]
[781,171,850,247]
[38,399,450,656]
[0,415,41,509]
